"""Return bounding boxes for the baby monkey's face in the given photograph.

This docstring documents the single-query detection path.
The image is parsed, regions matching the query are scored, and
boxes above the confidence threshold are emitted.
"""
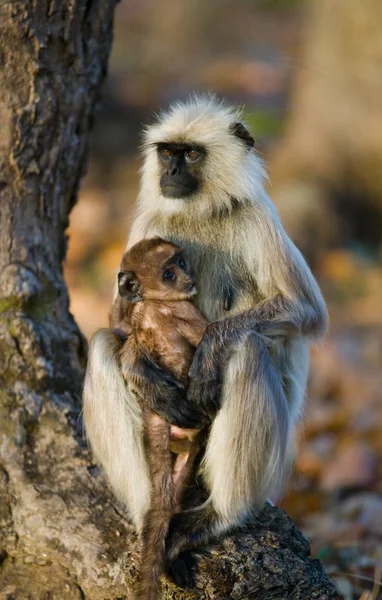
[118,238,196,302]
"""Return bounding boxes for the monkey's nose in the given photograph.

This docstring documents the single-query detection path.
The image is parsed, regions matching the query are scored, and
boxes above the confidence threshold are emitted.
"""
[169,166,179,176]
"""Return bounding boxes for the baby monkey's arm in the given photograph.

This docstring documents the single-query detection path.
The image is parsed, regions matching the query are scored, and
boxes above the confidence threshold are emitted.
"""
[172,303,208,347]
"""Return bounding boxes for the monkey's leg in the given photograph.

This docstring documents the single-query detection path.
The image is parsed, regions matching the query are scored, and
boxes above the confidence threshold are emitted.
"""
[172,441,200,513]
[138,422,201,596]
[166,332,293,587]
[136,414,173,600]
[83,329,151,531]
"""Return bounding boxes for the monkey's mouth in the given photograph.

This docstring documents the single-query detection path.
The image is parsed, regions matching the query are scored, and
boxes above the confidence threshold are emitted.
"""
[161,186,195,199]
[188,283,197,295]
[160,175,199,199]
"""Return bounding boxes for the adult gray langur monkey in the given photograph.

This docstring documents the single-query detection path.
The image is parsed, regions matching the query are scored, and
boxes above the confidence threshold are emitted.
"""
[83,96,328,588]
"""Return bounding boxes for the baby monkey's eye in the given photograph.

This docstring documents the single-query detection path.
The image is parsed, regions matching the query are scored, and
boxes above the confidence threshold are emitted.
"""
[163,270,176,282]
[185,149,201,163]
[178,258,186,269]
[160,148,172,161]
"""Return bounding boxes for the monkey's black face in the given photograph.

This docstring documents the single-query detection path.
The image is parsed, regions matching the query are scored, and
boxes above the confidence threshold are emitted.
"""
[157,143,205,199]
[161,252,196,295]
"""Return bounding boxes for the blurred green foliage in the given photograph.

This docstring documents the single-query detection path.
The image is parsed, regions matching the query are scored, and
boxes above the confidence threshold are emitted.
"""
[244,109,284,138]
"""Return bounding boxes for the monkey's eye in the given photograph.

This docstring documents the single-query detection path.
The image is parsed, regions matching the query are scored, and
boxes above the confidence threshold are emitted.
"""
[160,149,172,162]
[125,281,136,292]
[185,149,200,163]
[178,258,186,269]
[163,270,176,282]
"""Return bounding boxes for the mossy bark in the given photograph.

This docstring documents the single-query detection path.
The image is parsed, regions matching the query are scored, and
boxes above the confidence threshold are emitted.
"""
[0,2,339,598]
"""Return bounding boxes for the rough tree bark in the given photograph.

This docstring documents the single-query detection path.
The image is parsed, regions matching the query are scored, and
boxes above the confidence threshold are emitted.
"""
[0,2,339,599]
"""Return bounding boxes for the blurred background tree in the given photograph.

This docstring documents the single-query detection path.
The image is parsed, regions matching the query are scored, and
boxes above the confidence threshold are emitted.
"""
[66,1,382,597]
[271,0,382,261]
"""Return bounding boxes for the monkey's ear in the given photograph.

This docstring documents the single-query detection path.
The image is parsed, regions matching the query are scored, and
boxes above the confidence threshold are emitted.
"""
[118,271,142,302]
[230,122,255,150]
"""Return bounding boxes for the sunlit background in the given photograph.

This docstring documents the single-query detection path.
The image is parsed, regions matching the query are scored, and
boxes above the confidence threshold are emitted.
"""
[65,1,382,597]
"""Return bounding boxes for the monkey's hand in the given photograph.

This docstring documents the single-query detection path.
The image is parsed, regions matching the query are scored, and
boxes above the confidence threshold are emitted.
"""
[131,357,208,429]
[188,323,227,417]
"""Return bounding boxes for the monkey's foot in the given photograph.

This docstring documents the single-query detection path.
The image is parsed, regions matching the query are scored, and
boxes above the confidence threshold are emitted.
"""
[166,550,198,589]
[165,507,218,563]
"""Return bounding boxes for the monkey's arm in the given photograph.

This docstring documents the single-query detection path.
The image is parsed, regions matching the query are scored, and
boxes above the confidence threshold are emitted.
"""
[177,321,207,347]
[188,241,328,416]
[172,303,208,347]
[210,292,326,342]
[213,235,328,342]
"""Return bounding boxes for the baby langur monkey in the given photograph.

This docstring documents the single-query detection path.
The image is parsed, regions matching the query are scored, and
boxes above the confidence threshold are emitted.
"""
[115,237,208,600]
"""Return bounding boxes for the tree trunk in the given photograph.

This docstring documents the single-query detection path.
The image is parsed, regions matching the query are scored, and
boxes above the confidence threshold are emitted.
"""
[0,2,339,598]
[270,0,382,261]
[0,1,124,597]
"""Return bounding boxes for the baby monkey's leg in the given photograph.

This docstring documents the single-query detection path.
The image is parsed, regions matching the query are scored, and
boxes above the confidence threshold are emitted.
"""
[137,418,201,598]
[170,428,200,513]
[136,413,173,600]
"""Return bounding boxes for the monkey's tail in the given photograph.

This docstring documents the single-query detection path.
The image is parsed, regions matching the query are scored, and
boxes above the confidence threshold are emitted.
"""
[135,417,173,600]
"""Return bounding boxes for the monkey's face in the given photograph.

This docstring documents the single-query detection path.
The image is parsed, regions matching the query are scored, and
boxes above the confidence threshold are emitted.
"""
[119,241,197,302]
[153,250,197,300]
[139,98,262,216]
[156,143,206,200]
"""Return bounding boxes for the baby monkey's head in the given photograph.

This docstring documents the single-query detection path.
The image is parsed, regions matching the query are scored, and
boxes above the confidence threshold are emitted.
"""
[118,238,196,302]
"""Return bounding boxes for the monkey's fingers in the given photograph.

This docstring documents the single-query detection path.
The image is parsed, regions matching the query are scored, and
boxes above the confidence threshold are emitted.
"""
[187,377,223,418]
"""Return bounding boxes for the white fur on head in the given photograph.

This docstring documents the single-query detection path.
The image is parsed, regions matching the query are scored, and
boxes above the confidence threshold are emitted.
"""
[138,95,268,218]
